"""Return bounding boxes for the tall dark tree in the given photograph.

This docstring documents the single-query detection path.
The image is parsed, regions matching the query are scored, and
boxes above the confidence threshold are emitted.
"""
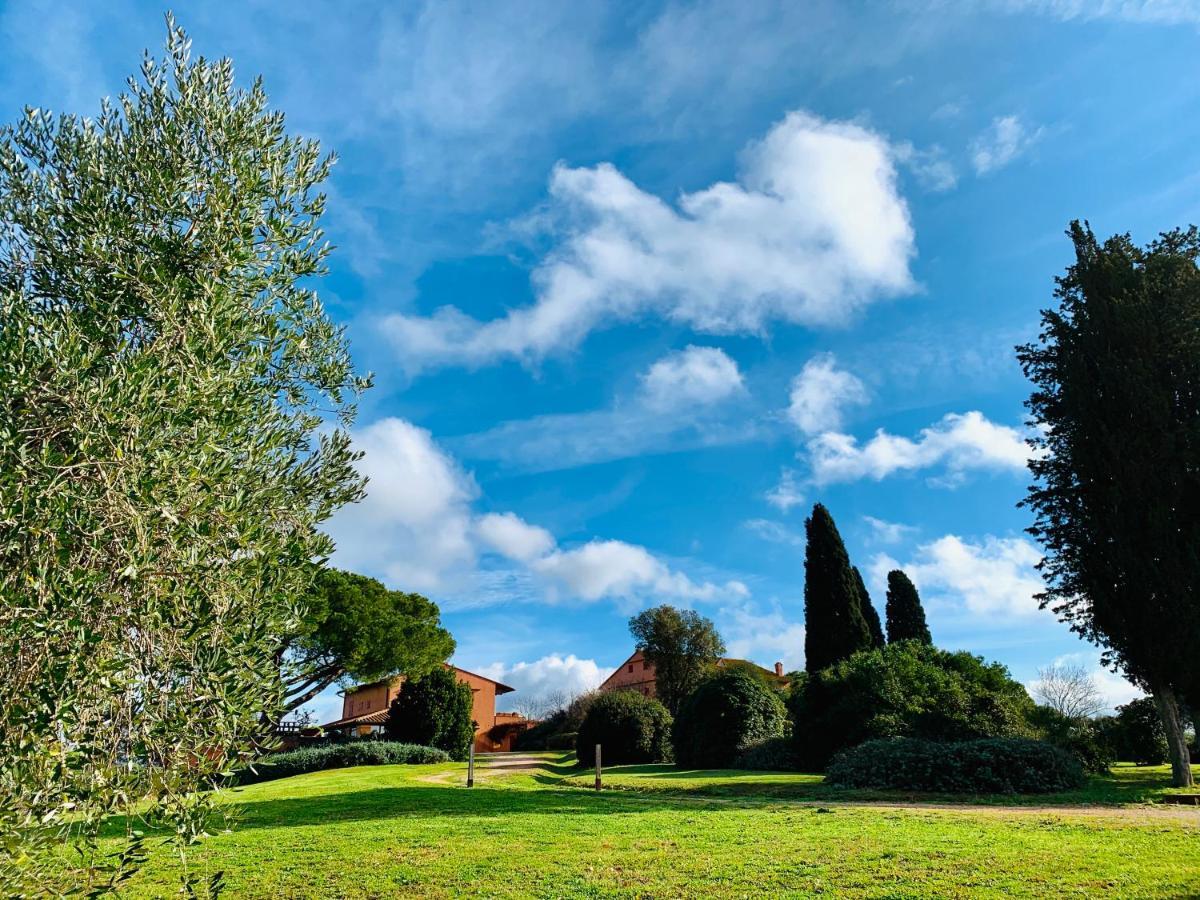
[854,567,885,648]
[385,667,475,760]
[804,504,873,673]
[629,605,725,716]
[885,570,932,645]
[1018,221,1200,786]
[279,568,456,720]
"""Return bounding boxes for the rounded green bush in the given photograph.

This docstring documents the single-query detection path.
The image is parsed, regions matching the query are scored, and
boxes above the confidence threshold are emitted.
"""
[576,691,672,766]
[826,737,1086,793]
[732,736,799,771]
[240,741,450,785]
[672,669,788,769]
[791,642,1036,769]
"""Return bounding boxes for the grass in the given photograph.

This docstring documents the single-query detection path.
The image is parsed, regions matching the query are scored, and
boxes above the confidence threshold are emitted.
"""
[104,754,1200,898]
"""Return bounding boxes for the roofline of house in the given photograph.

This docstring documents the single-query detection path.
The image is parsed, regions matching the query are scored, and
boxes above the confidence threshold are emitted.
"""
[339,662,515,697]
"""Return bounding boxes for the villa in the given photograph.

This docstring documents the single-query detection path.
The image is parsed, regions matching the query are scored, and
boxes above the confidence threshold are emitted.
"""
[323,664,534,752]
[600,649,790,697]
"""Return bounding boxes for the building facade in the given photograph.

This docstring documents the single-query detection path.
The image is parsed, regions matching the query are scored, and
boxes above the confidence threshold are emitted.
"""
[598,649,788,698]
[323,664,533,752]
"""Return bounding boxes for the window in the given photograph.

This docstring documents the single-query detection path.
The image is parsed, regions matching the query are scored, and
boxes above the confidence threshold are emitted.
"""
[628,664,634,672]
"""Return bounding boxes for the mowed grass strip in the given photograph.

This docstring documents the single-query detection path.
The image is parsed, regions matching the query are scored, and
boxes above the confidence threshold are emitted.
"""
[108,757,1200,899]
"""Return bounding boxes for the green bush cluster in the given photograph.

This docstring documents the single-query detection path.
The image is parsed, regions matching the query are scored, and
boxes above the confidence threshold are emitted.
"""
[1105,697,1170,765]
[1028,706,1115,775]
[240,742,449,784]
[385,668,476,760]
[576,691,672,766]
[791,642,1035,768]
[672,670,788,768]
[827,737,1086,793]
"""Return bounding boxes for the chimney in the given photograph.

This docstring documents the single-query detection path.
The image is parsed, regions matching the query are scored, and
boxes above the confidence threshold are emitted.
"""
[774,661,784,677]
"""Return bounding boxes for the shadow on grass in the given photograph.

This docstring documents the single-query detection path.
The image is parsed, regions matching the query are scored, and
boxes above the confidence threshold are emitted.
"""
[224,784,704,831]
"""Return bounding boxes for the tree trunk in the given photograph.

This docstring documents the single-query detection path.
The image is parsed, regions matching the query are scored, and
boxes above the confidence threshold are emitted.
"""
[1151,681,1194,788]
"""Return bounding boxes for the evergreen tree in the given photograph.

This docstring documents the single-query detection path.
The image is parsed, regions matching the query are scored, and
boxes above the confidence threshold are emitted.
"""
[386,667,476,760]
[1018,221,1200,787]
[854,567,885,648]
[804,504,873,673]
[886,570,933,645]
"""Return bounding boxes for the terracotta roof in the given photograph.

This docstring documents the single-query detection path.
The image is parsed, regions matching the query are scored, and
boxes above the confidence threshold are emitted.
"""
[322,709,391,729]
[341,663,515,698]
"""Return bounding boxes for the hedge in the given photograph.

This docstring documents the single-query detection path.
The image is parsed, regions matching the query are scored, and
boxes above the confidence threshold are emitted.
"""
[826,737,1086,794]
[733,736,799,771]
[240,741,450,784]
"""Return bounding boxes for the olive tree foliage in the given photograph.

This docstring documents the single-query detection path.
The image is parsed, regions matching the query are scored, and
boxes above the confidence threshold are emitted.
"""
[1018,222,1200,787]
[0,21,367,896]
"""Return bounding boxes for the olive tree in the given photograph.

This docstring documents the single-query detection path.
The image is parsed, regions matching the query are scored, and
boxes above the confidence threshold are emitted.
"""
[0,20,366,895]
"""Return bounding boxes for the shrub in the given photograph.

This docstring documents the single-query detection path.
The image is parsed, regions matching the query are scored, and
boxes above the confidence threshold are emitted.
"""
[791,642,1035,769]
[1107,697,1169,765]
[1028,705,1115,775]
[514,692,597,751]
[576,691,672,766]
[827,737,1086,793]
[385,668,475,760]
[733,737,800,771]
[672,670,788,768]
[241,742,449,784]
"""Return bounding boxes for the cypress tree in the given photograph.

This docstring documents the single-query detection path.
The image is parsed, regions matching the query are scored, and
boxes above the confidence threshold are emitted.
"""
[804,504,873,673]
[885,570,932,645]
[854,567,886,649]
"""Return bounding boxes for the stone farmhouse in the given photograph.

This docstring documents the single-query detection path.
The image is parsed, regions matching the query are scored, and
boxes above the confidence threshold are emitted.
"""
[599,649,789,697]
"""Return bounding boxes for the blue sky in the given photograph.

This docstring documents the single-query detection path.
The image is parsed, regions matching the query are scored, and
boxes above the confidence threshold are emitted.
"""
[6,1,1199,720]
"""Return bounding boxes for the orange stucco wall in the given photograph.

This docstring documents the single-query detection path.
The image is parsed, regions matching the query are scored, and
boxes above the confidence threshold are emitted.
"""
[599,649,657,697]
[340,665,523,751]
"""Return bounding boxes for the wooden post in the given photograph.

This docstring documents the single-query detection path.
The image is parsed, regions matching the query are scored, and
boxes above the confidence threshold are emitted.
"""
[467,743,475,788]
[594,744,602,791]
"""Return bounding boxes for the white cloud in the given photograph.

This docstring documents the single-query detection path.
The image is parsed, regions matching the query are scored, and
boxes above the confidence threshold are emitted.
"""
[720,602,805,673]
[808,410,1034,485]
[970,115,1043,175]
[764,468,805,512]
[475,512,556,563]
[531,539,748,604]
[893,141,958,192]
[328,418,742,606]
[326,417,478,592]
[786,354,869,435]
[744,518,805,546]
[481,654,613,712]
[383,110,917,371]
[640,345,744,410]
[982,0,1200,26]
[863,515,918,545]
[453,346,755,472]
[875,534,1045,617]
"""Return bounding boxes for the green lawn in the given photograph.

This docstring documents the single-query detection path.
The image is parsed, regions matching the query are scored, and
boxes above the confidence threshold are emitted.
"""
[106,755,1200,898]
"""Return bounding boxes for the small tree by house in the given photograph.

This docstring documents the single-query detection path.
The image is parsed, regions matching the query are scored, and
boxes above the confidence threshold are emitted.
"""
[854,567,885,649]
[629,605,725,716]
[1018,222,1200,786]
[804,504,874,673]
[385,668,475,760]
[1107,697,1170,765]
[885,570,932,645]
